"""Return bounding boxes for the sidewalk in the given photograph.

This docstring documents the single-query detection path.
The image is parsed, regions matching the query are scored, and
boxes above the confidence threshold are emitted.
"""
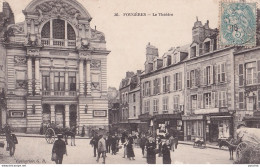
[14,133,228,151]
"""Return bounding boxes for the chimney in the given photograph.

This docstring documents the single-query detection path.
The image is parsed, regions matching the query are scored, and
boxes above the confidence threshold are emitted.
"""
[137,70,142,75]
[126,71,134,78]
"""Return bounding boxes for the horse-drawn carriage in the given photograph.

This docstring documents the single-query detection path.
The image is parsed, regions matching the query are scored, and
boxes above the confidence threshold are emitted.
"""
[44,123,76,145]
[218,127,260,161]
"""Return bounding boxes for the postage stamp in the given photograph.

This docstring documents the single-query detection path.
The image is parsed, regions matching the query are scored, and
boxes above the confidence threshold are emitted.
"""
[219,2,257,46]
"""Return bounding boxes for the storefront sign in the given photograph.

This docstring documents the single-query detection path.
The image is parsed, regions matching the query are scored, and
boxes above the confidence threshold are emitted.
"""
[154,114,181,120]
[182,115,204,120]
[194,108,219,115]
[9,111,25,118]
[93,110,107,117]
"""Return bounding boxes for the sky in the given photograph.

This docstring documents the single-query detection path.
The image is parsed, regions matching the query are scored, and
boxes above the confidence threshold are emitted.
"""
[2,0,219,88]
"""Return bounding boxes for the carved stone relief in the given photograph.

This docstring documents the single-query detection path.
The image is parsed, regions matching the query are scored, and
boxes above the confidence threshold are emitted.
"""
[90,60,101,69]
[14,56,27,66]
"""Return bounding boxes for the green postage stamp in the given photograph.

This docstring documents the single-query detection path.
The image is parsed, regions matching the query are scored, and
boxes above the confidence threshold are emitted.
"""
[219,1,257,46]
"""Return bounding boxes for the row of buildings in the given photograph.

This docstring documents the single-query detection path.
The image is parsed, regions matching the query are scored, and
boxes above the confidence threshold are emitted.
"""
[0,0,110,136]
[112,16,260,142]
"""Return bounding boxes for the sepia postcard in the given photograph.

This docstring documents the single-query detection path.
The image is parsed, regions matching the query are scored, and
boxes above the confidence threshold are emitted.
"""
[0,0,260,165]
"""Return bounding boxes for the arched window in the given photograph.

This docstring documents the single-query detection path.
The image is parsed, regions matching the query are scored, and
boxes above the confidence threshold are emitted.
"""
[41,19,76,47]
[41,21,50,38]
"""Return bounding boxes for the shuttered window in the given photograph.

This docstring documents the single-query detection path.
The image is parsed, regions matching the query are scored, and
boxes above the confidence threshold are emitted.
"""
[239,92,244,109]
[239,64,244,86]
[187,71,190,88]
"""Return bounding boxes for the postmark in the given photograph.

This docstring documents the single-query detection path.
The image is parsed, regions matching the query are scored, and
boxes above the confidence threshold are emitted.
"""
[219,2,257,46]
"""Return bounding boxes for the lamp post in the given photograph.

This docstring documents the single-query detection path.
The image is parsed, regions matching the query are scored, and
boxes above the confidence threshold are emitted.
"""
[228,110,236,138]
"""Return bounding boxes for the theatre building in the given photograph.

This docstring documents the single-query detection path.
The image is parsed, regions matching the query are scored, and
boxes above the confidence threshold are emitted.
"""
[4,0,109,134]
[183,19,236,142]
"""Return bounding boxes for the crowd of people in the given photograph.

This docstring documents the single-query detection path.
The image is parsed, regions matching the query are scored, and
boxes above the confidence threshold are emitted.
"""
[89,131,179,164]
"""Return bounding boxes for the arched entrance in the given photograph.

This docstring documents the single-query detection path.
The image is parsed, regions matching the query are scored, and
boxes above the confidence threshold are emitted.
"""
[42,104,51,125]
[55,105,65,128]
[69,105,77,128]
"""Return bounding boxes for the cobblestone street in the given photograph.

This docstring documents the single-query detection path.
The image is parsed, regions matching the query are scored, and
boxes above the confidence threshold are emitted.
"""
[0,137,234,164]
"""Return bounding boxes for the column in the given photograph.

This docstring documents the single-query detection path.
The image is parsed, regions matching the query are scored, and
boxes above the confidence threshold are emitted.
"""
[79,59,84,95]
[35,58,40,94]
[65,20,68,47]
[30,19,35,34]
[50,19,53,46]
[27,57,33,95]
[76,73,79,95]
[65,71,69,96]
[86,60,91,95]
[65,105,70,128]
[51,104,55,123]
[50,72,54,96]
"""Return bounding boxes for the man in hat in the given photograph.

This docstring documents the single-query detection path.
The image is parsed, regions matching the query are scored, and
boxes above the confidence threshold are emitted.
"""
[52,134,67,164]
[96,135,106,164]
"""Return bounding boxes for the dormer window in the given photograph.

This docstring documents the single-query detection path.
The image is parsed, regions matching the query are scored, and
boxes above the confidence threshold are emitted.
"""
[204,41,210,53]
[191,46,196,58]
[167,55,171,66]
[41,19,76,47]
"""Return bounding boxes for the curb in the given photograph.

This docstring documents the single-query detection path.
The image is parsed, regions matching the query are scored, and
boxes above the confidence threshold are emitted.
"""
[178,141,229,151]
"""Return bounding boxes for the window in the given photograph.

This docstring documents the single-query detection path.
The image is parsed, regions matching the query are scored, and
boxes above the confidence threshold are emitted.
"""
[204,93,211,109]
[133,94,136,103]
[191,95,197,110]
[144,81,151,96]
[191,46,196,58]
[219,91,227,107]
[163,76,170,93]
[144,100,150,113]
[42,71,50,91]
[67,24,76,40]
[153,78,161,95]
[53,19,65,39]
[217,63,226,83]
[173,72,182,90]
[246,62,257,85]
[68,72,76,91]
[153,99,159,113]
[173,96,179,111]
[167,55,171,66]
[198,122,203,137]
[133,106,136,117]
[163,97,169,113]
[41,22,50,38]
[238,64,244,86]
[54,72,65,91]
[206,66,211,85]
[126,93,128,103]
[191,121,196,135]
[204,41,210,53]
[190,70,196,88]
[239,92,244,109]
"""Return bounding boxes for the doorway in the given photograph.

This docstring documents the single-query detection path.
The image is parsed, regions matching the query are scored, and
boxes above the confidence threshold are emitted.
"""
[69,105,77,128]
[55,105,65,128]
[209,123,218,142]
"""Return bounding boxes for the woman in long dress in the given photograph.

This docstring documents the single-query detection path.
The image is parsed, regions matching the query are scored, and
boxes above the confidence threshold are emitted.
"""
[162,139,172,164]
[127,135,135,160]
[146,137,156,164]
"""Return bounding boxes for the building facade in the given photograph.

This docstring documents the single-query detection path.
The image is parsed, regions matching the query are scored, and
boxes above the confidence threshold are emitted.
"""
[139,43,188,139]
[234,47,260,130]
[4,0,109,135]
[0,2,15,128]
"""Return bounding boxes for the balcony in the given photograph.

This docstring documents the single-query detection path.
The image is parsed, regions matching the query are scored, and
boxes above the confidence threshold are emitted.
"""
[42,91,77,97]
[41,38,76,47]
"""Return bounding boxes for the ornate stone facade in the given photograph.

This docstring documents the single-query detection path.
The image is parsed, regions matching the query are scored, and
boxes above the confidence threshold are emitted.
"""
[4,0,110,135]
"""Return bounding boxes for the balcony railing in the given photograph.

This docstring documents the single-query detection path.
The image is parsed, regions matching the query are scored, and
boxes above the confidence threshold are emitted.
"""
[42,91,77,97]
[41,38,76,47]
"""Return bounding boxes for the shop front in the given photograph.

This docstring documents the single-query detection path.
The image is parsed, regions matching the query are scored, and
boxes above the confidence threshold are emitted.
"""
[138,113,153,136]
[182,115,205,141]
[153,113,183,140]
[243,112,260,128]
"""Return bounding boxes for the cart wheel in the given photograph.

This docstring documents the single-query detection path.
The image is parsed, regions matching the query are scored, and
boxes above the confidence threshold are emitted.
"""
[236,142,247,161]
[45,128,55,144]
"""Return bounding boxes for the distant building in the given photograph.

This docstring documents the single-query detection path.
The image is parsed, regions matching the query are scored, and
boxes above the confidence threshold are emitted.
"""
[0,2,15,128]
[107,87,120,133]
[3,0,110,135]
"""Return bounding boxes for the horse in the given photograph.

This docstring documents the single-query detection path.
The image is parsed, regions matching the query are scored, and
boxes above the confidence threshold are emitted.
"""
[218,136,243,160]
